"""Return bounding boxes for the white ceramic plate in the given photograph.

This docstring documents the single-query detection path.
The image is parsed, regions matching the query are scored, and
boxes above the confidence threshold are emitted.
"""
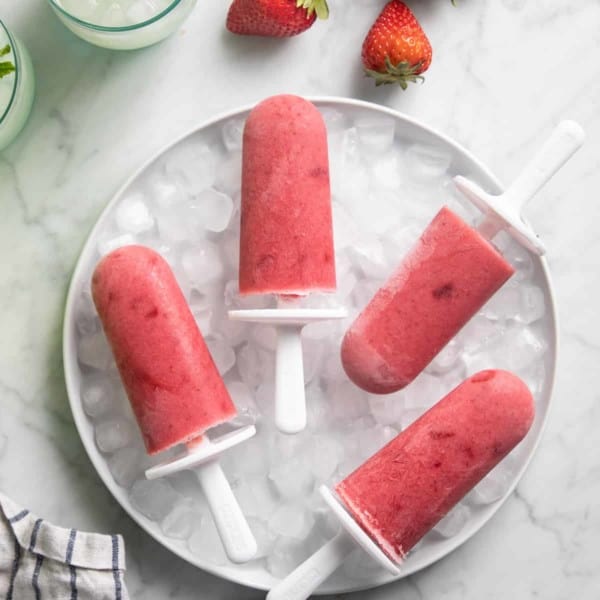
[62,98,557,594]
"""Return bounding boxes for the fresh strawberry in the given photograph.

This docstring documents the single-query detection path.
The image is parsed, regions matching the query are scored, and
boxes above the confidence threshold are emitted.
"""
[362,1,432,88]
[227,0,329,37]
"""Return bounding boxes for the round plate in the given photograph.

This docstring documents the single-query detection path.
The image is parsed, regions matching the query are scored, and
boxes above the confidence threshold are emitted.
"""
[63,98,557,594]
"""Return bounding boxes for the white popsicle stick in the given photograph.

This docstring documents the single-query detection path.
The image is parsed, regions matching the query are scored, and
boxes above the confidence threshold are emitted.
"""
[196,454,258,564]
[454,120,585,255]
[267,486,400,600]
[266,532,355,600]
[229,302,346,434]
[145,425,257,563]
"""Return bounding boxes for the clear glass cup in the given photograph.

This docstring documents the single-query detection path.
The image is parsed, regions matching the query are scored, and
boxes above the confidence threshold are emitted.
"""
[47,0,198,50]
[0,21,35,151]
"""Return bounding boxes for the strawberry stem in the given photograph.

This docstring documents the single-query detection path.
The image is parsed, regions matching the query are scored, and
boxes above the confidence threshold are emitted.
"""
[296,0,329,20]
[365,57,425,89]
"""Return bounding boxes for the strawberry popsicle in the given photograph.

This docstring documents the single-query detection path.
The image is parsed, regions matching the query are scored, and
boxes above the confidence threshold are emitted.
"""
[342,120,584,395]
[342,206,514,394]
[92,245,257,563]
[92,244,236,454]
[239,94,335,295]
[267,370,534,600]
[336,369,534,562]
[230,95,346,433]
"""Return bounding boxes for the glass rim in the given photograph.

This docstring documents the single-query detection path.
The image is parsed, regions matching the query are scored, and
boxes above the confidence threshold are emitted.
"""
[47,0,185,32]
[0,20,19,126]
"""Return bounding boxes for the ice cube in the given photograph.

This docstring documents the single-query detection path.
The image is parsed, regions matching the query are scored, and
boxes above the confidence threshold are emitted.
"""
[310,436,342,482]
[115,193,154,234]
[330,381,369,420]
[148,177,183,210]
[404,143,452,182]
[426,339,462,375]
[358,425,397,458]
[302,338,325,384]
[102,3,126,26]
[467,457,515,505]
[205,337,235,375]
[180,241,224,288]
[403,373,447,410]
[81,375,118,418]
[348,238,389,279]
[107,447,144,488]
[75,290,99,337]
[237,344,275,390]
[332,201,361,251]
[266,536,308,578]
[221,233,240,270]
[433,503,470,538]
[130,478,180,521]
[250,325,278,352]
[78,331,113,371]
[481,285,521,321]
[192,188,234,233]
[161,499,197,540]
[351,278,384,310]
[222,434,269,480]
[355,116,395,156]
[126,0,157,24]
[516,284,545,325]
[188,515,228,565]
[370,153,404,193]
[268,503,315,540]
[214,152,242,197]
[247,517,273,559]
[95,419,135,453]
[383,224,421,260]
[165,141,216,195]
[368,392,404,426]
[502,240,534,282]
[212,308,249,347]
[269,457,314,499]
[227,380,259,420]
[320,107,347,133]
[400,408,424,431]
[222,118,246,152]
[456,313,504,355]
[97,233,136,257]
[336,269,358,302]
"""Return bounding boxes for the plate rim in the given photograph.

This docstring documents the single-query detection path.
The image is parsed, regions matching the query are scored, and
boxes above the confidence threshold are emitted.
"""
[62,96,558,594]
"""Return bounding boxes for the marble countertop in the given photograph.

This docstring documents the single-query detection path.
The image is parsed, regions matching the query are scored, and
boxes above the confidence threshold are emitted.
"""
[1,1,598,598]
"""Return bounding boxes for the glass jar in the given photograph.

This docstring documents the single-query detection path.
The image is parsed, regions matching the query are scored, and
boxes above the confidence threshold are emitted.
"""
[47,0,198,50]
[0,21,35,151]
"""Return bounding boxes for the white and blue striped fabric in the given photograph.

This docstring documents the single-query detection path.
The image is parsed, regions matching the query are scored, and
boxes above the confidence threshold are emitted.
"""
[0,493,129,599]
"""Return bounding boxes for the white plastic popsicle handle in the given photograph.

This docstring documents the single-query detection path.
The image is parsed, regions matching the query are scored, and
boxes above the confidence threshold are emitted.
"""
[228,304,346,434]
[196,457,258,564]
[454,120,585,254]
[266,532,355,600]
[275,325,306,434]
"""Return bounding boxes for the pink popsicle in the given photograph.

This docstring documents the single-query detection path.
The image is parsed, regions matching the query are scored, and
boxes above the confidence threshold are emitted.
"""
[92,245,236,455]
[239,94,336,296]
[336,369,535,563]
[342,206,515,394]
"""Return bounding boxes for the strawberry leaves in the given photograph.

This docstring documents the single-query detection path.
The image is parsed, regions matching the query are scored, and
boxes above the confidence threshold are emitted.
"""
[0,44,15,80]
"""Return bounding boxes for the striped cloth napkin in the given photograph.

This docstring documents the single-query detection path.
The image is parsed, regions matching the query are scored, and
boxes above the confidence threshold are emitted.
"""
[0,492,129,599]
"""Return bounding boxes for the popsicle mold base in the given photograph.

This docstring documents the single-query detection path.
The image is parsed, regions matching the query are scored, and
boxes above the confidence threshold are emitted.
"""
[145,424,256,479]
[321,486,401,576]
[229,307,347,433]
[228,307,347,326]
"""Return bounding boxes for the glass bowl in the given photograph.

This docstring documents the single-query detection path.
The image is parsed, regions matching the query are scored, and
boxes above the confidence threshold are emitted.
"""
[47,0,198,50]
[0,20,35,151]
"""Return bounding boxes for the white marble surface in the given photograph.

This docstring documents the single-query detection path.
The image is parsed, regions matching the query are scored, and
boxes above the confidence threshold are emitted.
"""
[0,1,599,598]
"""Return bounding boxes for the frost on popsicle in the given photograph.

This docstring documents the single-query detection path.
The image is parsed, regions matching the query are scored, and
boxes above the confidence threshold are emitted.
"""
[74,107,548,572]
